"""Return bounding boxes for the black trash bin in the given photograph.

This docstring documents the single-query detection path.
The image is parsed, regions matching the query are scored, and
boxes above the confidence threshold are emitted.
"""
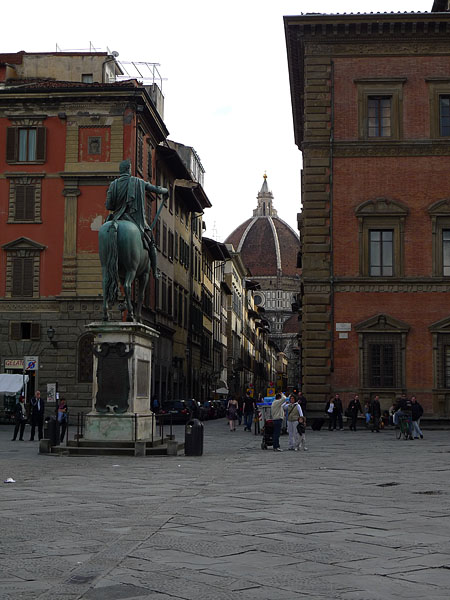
[184,419,203,456]
[45,417,60,447]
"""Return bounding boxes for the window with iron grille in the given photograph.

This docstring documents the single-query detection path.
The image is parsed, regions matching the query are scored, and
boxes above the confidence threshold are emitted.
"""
[367,96,392,137]
[440,95,450,136]
[443,229,450,276]
[436,334,450,388]
[363,334,401,388]
[369,229,393,276]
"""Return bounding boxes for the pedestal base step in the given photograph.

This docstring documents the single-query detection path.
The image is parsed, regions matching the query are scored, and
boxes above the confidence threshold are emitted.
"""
[41,437,184,457]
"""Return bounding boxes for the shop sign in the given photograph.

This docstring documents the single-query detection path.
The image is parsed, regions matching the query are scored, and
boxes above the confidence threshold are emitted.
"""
[24,356,39,371]
[5,359,24,369]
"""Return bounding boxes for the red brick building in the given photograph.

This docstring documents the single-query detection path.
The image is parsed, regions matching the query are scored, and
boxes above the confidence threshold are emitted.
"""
[285,7,450,418]
[0,52,169,411]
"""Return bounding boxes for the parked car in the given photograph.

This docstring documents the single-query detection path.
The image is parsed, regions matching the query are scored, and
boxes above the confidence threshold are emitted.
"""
[184,399,201,420]
[156,400,192,424]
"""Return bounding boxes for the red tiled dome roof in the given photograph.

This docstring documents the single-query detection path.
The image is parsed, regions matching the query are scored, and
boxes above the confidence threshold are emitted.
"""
[225,177,300,277]
[282,313,300,334]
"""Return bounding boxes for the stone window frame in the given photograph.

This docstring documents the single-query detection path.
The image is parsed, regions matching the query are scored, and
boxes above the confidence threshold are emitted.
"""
[428,199,450,277]
[355,78,406,141]
[355,313,409,392]
[355,197,409,277]
[6,173,44,224]
[6,116,47,164]
[1,237,46,298]
[426,78,450,139]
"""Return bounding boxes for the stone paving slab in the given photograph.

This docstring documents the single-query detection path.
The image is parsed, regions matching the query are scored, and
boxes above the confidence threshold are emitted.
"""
[1,422,450,599]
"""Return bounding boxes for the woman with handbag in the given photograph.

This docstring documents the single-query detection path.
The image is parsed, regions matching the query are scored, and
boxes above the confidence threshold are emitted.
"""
[11,395,27,441]
[226,397,239,431]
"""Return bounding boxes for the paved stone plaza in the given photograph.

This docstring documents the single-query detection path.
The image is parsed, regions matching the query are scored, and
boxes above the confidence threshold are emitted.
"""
[1,419,450,600]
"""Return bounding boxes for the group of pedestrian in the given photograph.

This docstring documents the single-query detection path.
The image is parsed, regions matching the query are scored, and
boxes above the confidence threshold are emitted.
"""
[11,391,68,443]
[323,391,425,436]
[226,392,257,432]
[271,392,307,452]
[391,393,424,439]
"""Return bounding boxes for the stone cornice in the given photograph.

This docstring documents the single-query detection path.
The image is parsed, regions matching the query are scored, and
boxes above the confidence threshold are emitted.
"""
[334,278,450,293]
[303,140,450,157]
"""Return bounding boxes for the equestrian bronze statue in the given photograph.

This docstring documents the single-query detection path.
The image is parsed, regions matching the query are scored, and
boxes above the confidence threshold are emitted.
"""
[99,159,168,322]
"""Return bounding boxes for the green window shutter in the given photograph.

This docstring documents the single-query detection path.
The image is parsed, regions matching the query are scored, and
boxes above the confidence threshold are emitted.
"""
[12,258,24,296]
[25,185,36,220]
[15,185,26,220]
[30,323,41,340]
[6,127,17,162]
[36,127,46,161]
[22,257,34,297]
[10,322,21,340]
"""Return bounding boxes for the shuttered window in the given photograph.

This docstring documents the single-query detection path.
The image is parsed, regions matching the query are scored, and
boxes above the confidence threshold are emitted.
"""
[14,185,36,221]
[6,127,46,162]
[11,257,34,297]
[10,322,40,340]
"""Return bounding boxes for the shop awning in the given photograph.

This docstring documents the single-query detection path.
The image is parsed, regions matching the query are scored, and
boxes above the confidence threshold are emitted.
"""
[0,374,28,394]
[214,387,229,395]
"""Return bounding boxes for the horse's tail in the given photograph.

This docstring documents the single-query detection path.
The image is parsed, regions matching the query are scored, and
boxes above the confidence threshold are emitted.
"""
[101,222,119,305]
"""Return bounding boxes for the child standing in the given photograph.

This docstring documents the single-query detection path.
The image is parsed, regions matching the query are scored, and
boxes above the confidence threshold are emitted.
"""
[296,416,308,451]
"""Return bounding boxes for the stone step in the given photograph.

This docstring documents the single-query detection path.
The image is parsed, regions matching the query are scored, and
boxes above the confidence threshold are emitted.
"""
[66,438,166,448]
[51,446,135,456]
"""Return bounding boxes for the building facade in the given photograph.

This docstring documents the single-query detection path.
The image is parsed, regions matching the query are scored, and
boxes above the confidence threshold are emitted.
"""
[285,7,450,416]
[0,50,212,415]
[225,176,301,391]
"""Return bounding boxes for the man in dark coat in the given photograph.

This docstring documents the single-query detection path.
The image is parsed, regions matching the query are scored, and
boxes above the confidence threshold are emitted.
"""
[370,395,382,433]
[297,390,307,415]
[12,395,27,441]
[29,390,45,441]
[333,393,344,430]
[347,394,362,431]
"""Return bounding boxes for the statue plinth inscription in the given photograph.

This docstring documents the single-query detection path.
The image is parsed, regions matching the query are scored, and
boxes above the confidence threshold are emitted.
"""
[84,321,159,441]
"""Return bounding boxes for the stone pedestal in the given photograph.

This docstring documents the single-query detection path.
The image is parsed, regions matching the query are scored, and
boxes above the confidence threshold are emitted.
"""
[84,321,159,441]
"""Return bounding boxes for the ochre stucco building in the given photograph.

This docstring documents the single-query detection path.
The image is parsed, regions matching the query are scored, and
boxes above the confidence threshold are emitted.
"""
[285,6,450,418]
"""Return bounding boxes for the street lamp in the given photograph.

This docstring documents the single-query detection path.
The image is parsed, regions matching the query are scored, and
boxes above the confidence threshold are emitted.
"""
[47,326,57,347]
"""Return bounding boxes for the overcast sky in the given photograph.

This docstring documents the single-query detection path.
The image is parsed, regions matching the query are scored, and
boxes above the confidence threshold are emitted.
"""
[5,0,429,241]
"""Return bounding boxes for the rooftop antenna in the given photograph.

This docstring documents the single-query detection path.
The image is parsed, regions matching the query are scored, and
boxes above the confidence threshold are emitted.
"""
[211,221,218,241]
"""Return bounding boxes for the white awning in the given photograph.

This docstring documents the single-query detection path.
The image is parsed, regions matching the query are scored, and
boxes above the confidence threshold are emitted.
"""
[0,374,28,394]
[214,387,229,395]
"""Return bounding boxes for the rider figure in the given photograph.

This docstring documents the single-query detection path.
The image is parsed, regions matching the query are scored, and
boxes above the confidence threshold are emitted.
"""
[105,159,168,277]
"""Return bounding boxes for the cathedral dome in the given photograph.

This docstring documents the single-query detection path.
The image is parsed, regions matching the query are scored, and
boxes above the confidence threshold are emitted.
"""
[225,175,300,277]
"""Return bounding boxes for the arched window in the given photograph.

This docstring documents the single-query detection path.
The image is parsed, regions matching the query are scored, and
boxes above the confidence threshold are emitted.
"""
[78,333,94,383]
